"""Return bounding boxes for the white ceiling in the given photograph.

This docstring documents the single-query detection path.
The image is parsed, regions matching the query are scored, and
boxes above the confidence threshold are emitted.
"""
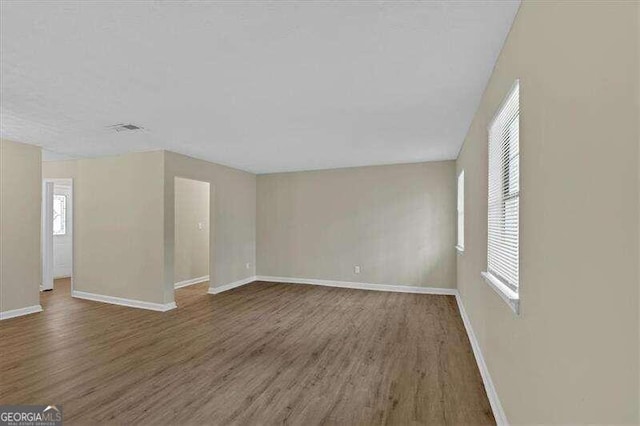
[1,1,519,174]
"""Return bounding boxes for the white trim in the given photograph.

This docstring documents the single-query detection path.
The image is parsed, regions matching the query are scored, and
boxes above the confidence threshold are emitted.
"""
[72,290,176,312]
[208,276,256,294]
[255,275,457,295]
[455,292,508,426]
[174,275,209,289]
[0,305,43,320]
[207,275,457,296]
[481,272,520,314]
[41,181,54,291]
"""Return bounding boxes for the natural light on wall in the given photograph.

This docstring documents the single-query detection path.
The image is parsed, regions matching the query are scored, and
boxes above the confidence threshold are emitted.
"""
[482,80,520,314]
[456,170,464,252]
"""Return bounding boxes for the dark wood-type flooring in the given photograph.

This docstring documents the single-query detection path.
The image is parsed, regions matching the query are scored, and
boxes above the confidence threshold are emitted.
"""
[0,278,494,425]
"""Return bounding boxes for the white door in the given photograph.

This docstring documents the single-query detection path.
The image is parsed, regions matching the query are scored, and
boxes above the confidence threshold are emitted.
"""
[52,184,72,278]
[41,182,54,291]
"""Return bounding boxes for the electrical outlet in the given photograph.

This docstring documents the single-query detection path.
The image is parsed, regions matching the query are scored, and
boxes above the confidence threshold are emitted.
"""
[245,263,251,270]
[354,265,361,274]
[197,222,204,230]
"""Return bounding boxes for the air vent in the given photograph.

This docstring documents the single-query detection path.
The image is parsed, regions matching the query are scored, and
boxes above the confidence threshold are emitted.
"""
[108,123,144,132]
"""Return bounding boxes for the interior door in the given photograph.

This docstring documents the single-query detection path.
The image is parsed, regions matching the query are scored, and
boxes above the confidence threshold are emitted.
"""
[52,185,72,278]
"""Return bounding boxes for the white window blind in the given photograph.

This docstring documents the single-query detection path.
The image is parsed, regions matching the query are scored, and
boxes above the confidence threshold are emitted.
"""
[457,170,464,251]
[487,81,519,293]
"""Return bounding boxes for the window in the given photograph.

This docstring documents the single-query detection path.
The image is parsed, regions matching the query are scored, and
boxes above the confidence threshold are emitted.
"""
[482,81,519,314]
[53,194,66,235]
[456,170,464,252]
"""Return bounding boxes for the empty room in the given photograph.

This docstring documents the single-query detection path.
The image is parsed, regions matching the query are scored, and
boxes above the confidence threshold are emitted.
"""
[0,1,638,425]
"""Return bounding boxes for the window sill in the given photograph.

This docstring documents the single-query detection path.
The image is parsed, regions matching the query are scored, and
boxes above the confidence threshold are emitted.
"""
[455,245,464,254]
[481,271,519,315]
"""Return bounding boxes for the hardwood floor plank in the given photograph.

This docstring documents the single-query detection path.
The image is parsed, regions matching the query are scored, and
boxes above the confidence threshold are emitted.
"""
[0,278,494,425]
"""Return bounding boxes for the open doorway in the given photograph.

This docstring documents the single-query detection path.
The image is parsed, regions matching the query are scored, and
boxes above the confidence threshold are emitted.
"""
[173,177,210,304]
[41,178,73,297]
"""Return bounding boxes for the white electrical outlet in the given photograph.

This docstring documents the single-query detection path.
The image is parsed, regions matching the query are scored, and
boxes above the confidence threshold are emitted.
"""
[197,222,204,230]
[354,265,361,274]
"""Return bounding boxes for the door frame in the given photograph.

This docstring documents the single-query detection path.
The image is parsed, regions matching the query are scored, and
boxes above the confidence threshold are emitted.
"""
[41,182,54,291]
[42,178,75,293]
[172,176,212,304]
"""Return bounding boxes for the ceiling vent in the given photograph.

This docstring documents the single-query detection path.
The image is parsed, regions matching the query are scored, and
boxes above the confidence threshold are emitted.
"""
[108,123,144,132]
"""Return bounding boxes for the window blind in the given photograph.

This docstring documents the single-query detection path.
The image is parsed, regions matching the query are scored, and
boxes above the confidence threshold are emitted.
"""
[457,170,464,249]
[487,81,519,293]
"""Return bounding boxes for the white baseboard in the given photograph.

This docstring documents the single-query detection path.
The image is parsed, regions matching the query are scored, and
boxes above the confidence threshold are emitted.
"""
[455,293,508,426]
[206,275,456,296]
[208,276,256,294]
[255,275,457,295]
[174,275,210,289]
[0,304,43,320]
[72,290,177,312]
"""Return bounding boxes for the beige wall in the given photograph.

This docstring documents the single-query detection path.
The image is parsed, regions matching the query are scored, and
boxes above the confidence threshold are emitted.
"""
[42,159,78,180]
[174,177,210,283]
[163,151,256,302]
[44,151,166,304]
[456,1,639,424]
[44,151,256,306]
[0,139,42,313]
[257,161,456,289]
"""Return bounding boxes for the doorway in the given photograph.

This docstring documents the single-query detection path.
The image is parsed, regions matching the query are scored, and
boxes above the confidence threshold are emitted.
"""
[41,178,73,294]
[173,177,210,302]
